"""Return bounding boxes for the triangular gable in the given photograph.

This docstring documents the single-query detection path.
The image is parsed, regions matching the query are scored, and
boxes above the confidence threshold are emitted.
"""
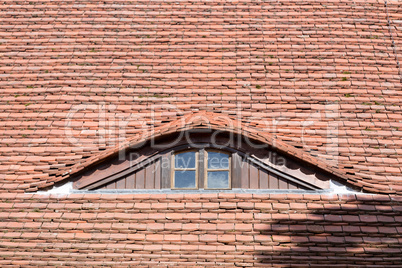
[42,112,358,192]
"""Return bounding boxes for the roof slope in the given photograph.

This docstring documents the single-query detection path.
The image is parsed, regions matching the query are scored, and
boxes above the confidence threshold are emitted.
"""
[0,0,401,193]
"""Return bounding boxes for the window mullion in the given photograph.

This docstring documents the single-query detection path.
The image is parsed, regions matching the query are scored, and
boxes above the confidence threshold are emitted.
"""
[199,148,205,189]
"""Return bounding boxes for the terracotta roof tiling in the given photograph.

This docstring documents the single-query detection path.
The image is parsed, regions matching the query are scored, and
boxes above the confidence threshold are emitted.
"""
[0,193,401,266]
[0,0,402,193]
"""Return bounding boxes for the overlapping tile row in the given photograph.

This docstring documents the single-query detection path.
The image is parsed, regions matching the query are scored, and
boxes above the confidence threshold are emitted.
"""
[0,193,400,267]
[0,0,401,193]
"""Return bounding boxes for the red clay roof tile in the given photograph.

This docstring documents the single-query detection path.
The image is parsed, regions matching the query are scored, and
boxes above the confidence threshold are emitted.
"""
[1,0,401,194]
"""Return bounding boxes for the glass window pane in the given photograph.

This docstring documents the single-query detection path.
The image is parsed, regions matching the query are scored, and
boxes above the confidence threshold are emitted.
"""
[207,171,229,189]
[175,151,196,169]
[207,152,229,169]
[174,170,196,188]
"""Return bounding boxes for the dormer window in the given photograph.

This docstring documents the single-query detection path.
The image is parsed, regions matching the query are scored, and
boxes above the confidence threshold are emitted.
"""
[172,149,231,190]
[71,131,334,192]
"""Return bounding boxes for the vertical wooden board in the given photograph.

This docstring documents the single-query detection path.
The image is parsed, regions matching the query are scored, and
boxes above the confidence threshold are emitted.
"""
[249,164,259,189]
[105,181,116,189]
[278,177,288,189]
[136,168,145,189]
[240,160,249,188]
[288,181,299,189]
[161,152,171,189]
[154,159,161,189]
[125,173,135,189]
[259,169,269,189]
[116,177,126,189]
[145,163,155,189]
[231,153,241,188]
[269,173,279,189]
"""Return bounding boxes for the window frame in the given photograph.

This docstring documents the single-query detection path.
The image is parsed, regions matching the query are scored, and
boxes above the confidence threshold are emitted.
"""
[171,149,199,190]
[204,149,231,190]
[170,148,232,190]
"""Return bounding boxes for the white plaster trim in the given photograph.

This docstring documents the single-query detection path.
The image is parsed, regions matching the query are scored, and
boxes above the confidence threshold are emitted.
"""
[329,180,360,194]
[36,182,73,195]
